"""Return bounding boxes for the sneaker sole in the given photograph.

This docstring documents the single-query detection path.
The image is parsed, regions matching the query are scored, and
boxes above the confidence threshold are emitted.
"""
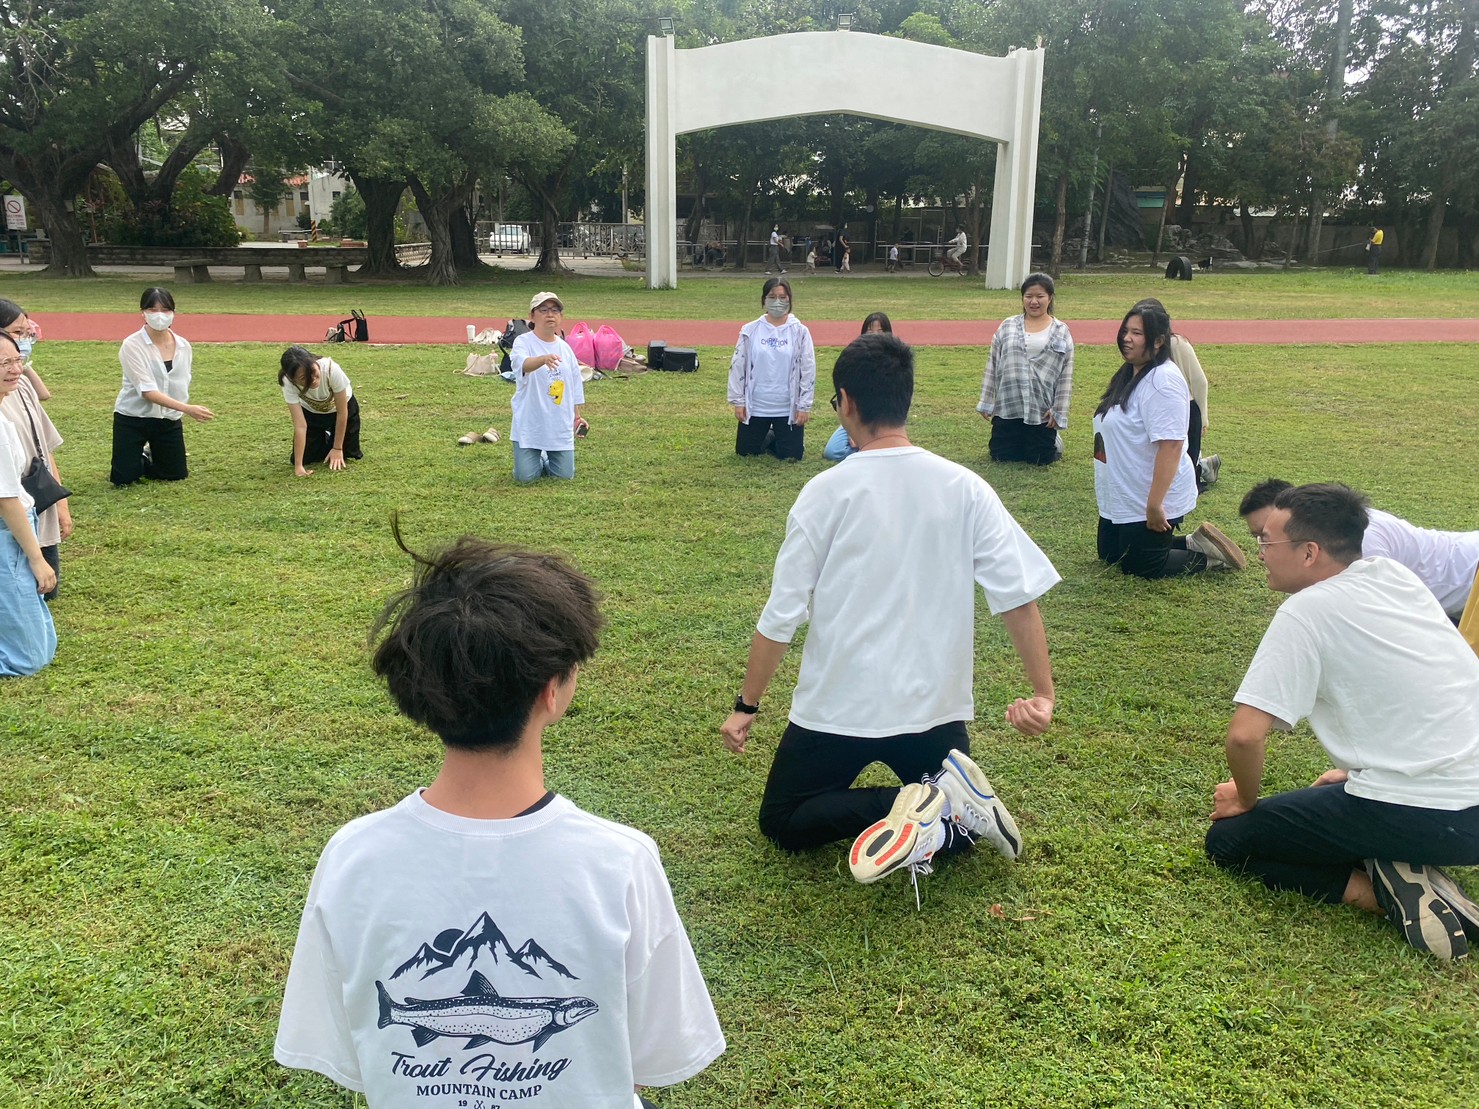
[1428,866,1479,941]
[1368,860,1470,960]
[942,749,1022,861]
[1193,522,1248,570]
[850,784,944,884]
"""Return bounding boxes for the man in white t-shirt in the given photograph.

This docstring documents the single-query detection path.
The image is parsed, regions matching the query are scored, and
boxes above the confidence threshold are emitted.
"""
[1240,478,1479,621]
[277,538,725,1105]
[947,228,968,265]
[767,226,786,274]
[1209,483,1479,960]
[720,333,1060,902]
[509,292,585,483]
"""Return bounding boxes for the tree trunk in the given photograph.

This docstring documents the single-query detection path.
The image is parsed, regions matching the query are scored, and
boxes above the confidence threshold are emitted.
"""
[349,172,405,276]
[1421,165,1452,271]
[1096,162,1114,262]
[736,194,754,271]
[1238,201,1256,259]
[1177,155,1199,228]
[890,195,903,247]
[450,204,483,271]
[407,175,463,286]
[209,136,252,197]
[33,194,95,277]
[532,184,566,275]
[1048,172,1069,280]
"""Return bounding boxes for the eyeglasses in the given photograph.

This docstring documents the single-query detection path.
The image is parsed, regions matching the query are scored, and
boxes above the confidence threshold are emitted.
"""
[533,303,562,314]
[1256,536,1310,550]
[830,391,840,412]
[0,357,25,370]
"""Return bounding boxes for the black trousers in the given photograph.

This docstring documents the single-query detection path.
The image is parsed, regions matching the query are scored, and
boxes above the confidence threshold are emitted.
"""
[1187,401,1203,468]
[293,397,363,466]
[735,416,805,461]
[40,543,58,602]
[111,413,187,486]
[989,417,1059,465]
[758,720,969,851]
[1367,245,1382,274]
[1097,516,1207,579]
[1206,782,1479,904]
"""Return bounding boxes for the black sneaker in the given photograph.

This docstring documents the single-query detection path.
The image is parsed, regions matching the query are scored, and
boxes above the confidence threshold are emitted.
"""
[1366,860,1470,960]
[1428,866,1479,941]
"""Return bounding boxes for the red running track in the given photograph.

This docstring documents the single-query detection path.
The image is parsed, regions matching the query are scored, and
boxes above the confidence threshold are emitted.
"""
[32,313,1479,347]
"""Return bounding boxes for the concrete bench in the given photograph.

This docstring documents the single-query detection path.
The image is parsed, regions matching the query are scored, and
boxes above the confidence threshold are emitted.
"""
[173,258,213,283]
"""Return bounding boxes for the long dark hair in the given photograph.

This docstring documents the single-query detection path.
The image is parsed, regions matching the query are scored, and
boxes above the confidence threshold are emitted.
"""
[1095,303,1172,418]
[278,345,320,387]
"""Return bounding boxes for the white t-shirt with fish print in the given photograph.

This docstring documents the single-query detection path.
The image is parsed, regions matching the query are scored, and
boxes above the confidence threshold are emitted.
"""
[276,791,725,1108]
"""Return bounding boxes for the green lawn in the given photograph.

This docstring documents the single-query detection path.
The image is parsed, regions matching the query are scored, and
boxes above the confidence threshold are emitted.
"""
[3,336,1478,1107]
[2,265,1477,321]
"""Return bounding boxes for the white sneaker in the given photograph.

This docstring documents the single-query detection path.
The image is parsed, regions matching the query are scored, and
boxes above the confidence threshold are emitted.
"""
[850,783,946,901]
[929,749,1022,861]
[1198,454,1221,486]
[1185,522,1248,570]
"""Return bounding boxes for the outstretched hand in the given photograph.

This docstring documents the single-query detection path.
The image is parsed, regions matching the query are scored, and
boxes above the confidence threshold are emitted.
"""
[1005,695,1053,736]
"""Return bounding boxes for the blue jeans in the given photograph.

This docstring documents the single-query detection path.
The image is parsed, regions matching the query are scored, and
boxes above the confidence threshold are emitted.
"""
[512,442,574,483]
[823,426,856,461]
[0,509,57,677]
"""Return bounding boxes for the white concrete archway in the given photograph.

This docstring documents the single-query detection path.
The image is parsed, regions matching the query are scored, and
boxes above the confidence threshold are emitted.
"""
[645,31,1044,290]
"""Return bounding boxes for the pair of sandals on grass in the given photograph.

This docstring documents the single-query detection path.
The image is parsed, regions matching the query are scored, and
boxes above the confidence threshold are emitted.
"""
[455,418,588,447]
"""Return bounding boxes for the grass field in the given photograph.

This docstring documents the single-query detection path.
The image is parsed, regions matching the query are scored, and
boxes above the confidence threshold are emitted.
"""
[2,266,1478,322]
[2,328,1478,1107]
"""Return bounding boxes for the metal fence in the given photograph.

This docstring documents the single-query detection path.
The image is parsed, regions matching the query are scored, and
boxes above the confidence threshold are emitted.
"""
[473,221,646,258]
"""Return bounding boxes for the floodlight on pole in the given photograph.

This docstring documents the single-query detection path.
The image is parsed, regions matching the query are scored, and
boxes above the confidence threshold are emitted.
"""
[658,16,675,35]
[837,12,854,30]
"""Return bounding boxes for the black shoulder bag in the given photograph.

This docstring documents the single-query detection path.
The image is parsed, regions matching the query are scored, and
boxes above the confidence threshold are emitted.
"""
[16,390,71,514]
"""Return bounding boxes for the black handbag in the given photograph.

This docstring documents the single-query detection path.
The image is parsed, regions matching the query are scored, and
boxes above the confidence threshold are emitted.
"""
[16,390,71,513]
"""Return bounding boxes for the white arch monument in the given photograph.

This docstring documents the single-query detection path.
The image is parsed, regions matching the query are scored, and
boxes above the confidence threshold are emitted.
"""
[645,31,1045,290]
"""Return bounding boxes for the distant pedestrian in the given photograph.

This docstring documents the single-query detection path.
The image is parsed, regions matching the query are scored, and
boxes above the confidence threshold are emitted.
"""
[1365,226,1384,275]
[768,225,786,274]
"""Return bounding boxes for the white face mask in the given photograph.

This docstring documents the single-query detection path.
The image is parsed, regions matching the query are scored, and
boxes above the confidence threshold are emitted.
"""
[14,337,32,356]
[145,311,174,331]
[764,298,790,318]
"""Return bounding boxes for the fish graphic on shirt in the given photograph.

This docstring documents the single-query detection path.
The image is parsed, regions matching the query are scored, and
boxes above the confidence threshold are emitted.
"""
[376,971,597,1052]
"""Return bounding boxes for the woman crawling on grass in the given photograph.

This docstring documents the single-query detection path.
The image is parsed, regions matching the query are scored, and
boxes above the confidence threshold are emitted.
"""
[279,345,363,477]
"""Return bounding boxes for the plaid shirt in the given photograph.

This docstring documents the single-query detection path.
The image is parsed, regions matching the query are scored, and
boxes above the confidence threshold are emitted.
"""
[977,315,1074,428]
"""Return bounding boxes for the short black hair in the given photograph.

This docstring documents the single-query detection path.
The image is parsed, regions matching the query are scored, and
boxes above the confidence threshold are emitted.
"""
[371,527,604,752]
[833,333,913,427]
[0,299,25,330]
[860,312,892,334]
[1273,483,1368,563]
[140,287,175,312]
[1239,478,1293,517]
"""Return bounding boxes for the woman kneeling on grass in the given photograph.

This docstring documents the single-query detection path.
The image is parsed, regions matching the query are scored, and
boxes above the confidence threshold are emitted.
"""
[0,333,57,677]
[1091,301,1245,579]
[279,346,362,477]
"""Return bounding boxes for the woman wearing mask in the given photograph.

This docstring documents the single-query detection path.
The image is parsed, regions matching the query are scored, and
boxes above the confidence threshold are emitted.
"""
[0,332,57,676]
[0,307,68,601]
[0,300,48,400]
[978,273,1074,465]
[1092,301,1244,579]
[728,278,816,461]
[111,288,215,486]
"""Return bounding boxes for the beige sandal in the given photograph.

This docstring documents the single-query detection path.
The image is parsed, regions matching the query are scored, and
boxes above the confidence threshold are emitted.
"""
[480,427,500,443]
[457,431,479,446]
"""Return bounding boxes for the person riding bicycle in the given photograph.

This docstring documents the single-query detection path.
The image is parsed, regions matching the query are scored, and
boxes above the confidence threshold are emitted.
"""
[947,228,968,267]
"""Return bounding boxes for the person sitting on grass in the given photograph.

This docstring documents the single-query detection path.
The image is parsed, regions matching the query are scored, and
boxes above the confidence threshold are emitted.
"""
[1240,478,1479,623]
[1207,483,1479,960]
[279,346,363,478]
[277,533,725,1106]
[824,313,892,462]
[720,333,1059,906]
[509,291,585,483]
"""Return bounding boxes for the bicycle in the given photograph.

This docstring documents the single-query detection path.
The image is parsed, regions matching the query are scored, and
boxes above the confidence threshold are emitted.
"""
[927,248,968,277]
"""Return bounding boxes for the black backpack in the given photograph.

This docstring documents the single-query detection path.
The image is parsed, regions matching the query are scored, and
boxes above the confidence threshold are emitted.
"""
[497,317,532,375]
[325,308,369,343]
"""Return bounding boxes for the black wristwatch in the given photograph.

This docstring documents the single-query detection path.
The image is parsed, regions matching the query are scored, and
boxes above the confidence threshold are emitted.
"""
[733,695,759,715]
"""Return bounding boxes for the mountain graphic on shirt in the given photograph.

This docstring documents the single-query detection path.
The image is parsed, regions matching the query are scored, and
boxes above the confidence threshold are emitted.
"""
[390,911,580,982]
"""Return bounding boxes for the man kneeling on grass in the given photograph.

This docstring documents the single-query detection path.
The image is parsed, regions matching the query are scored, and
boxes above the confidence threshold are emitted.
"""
[276,534,724,1106]
[720,333,1060,906]
[1208,483,1479,960]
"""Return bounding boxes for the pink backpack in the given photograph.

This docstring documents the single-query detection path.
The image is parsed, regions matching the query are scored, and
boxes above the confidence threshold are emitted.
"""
[592,324,626,370]
[567,322,596,365]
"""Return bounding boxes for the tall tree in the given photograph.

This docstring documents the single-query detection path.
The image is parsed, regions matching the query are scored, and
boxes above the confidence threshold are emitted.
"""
[0,0,263,275]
